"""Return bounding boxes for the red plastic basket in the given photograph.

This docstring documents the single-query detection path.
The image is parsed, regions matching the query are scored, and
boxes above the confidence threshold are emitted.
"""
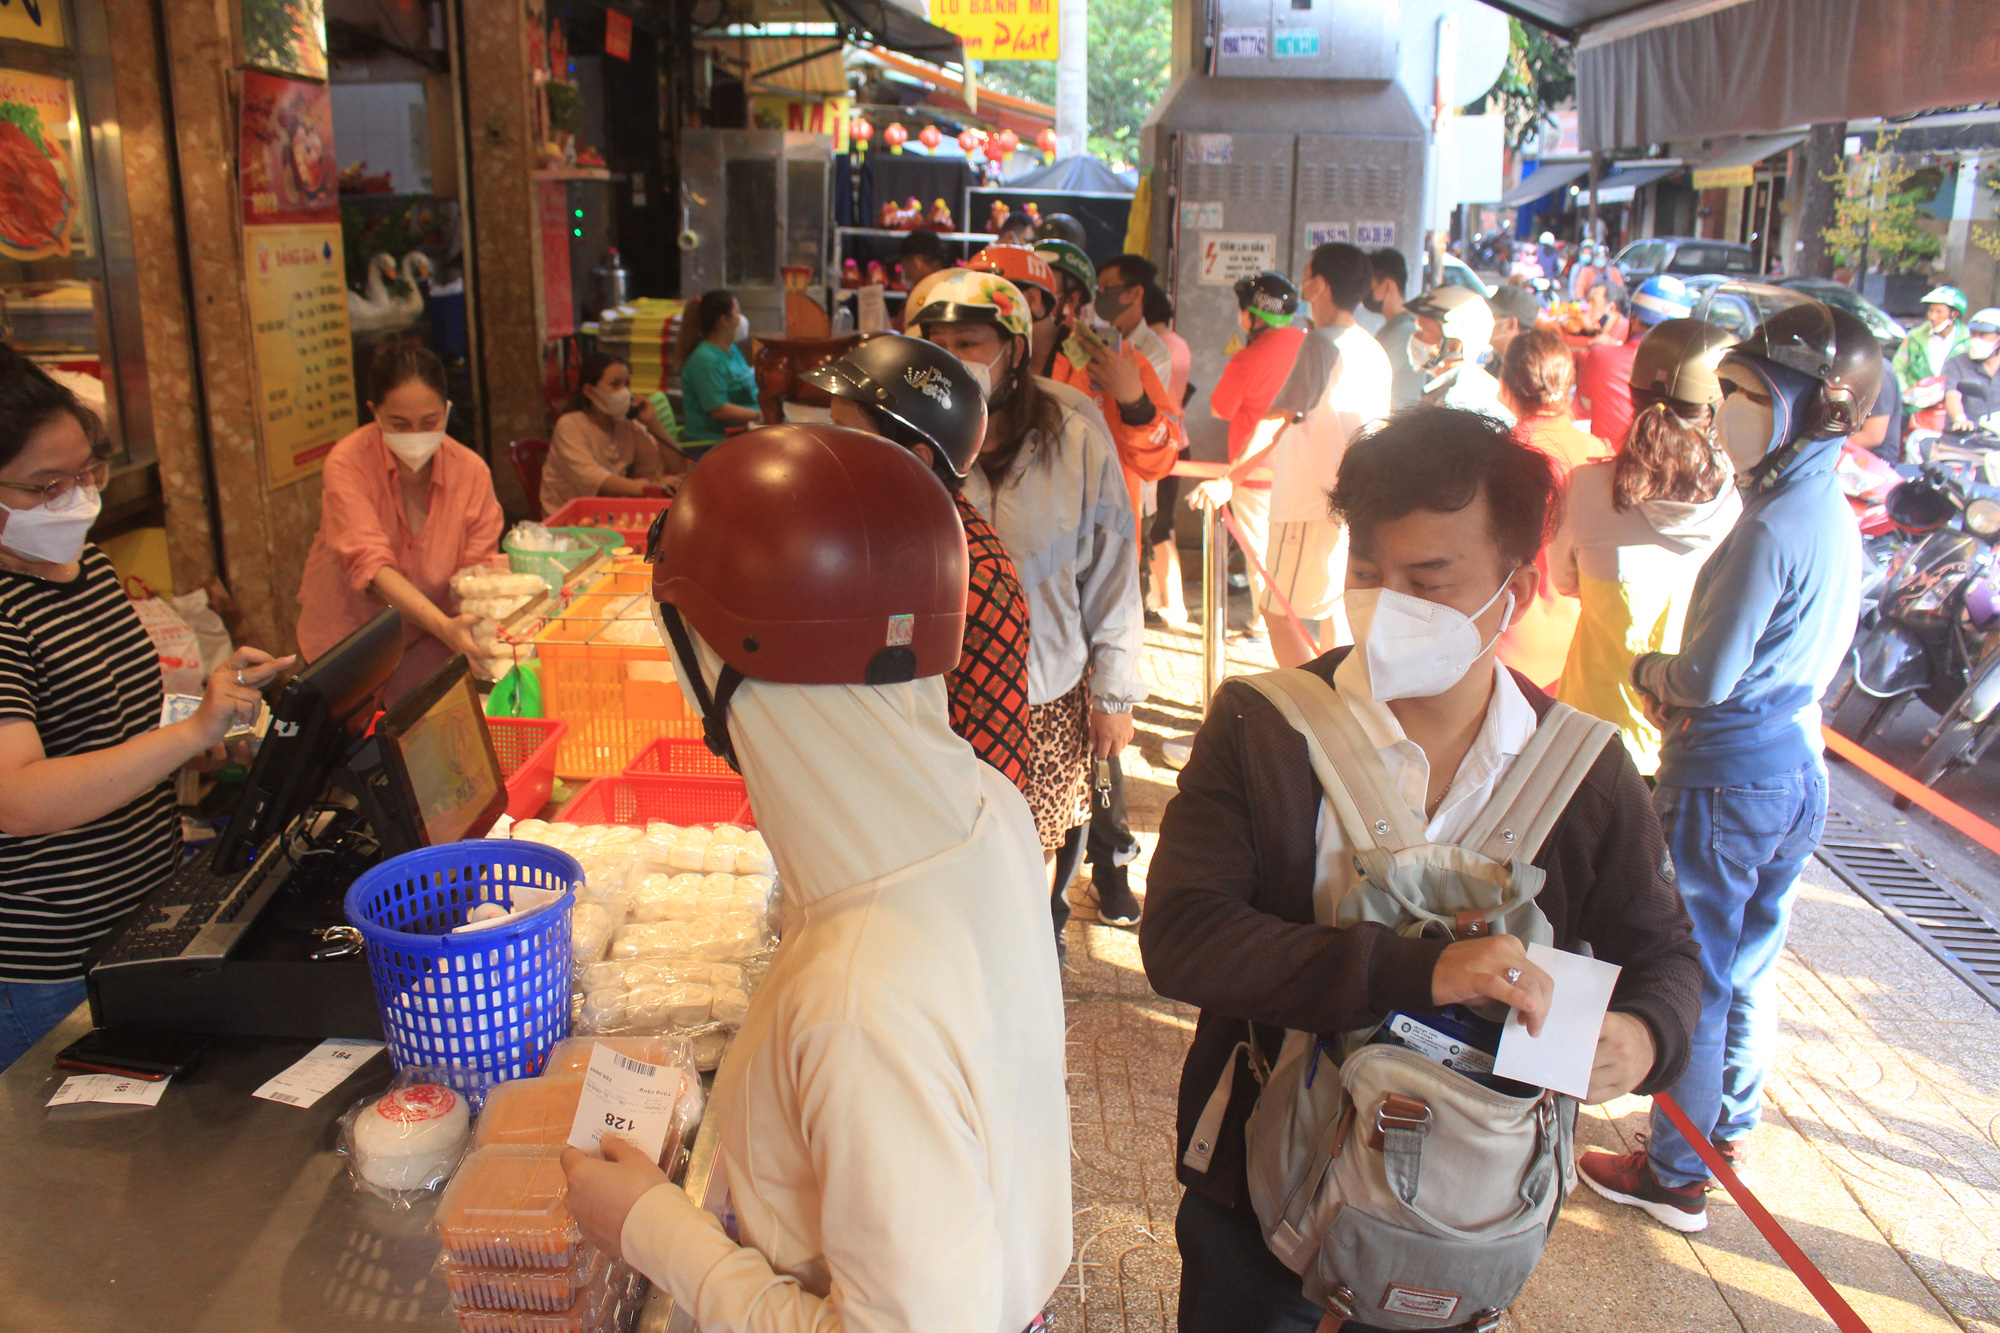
[559,774,755,828]
[542,497,670,551]
[622,736,738,778]
[486,716,570,821]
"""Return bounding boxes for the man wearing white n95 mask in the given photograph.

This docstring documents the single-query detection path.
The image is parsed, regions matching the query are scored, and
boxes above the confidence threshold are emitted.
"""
[1143,406,1699,1330]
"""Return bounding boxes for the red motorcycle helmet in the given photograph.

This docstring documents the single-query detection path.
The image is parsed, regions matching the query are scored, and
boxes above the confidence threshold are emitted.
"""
[649,424,968,689]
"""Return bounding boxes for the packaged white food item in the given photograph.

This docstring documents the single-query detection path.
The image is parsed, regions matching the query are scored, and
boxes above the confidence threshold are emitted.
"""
[700,843,738,873]
[571,900,624,965]
[712,986,751,1026]
[336,1070,475,1204]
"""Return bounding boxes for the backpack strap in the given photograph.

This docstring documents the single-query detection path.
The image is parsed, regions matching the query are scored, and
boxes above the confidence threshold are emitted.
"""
[1460,702,1618,866]
[1236,669,1426,856]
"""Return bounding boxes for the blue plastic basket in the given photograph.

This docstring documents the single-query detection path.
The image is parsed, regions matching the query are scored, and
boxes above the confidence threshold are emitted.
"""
[344,840,581,1082]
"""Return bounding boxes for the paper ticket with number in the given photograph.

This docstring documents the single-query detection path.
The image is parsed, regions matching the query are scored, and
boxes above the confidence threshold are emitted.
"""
[566,1045,690,1165]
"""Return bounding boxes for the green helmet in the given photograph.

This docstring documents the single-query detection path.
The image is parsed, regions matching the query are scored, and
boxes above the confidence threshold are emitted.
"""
[1921,285,1968,315]
[1032,239,1095,299]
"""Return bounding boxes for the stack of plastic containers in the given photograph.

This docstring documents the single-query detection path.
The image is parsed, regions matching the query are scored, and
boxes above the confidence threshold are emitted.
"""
[431,1035,702,1332]
[435,1143,645,1332]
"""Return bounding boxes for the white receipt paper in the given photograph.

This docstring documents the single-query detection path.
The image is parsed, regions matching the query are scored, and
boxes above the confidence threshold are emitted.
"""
[1494,942,1622,1099]
[568,1045,683,1164]
[48,1074,170,1108]
[252,1037,385,1108]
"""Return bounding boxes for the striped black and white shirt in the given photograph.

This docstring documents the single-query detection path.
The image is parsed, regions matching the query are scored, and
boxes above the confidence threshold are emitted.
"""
[0,546,178,982]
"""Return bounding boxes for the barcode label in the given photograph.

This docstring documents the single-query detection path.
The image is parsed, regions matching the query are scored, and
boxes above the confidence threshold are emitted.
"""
[569,1044,683,1163]
[251,1037,385,1108]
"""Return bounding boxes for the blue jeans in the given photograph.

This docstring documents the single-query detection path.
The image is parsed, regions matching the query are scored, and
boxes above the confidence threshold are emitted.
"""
[1647,761,1826,1188]
[0,979,87,1072]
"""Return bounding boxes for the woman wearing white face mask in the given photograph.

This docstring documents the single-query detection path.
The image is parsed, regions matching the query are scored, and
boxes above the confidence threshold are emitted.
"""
[914,271,1146,933]
[540,351,681,515]
[0,347,293,1069]
[297,343,502,704]
[670,289,762,456]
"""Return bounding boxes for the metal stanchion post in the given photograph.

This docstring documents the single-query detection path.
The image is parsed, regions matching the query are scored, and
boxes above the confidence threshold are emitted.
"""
[1202,500,1227,706]
[1164,500,1229,771]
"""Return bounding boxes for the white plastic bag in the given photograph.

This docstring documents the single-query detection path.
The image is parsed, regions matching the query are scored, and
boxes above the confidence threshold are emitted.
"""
[129,596,204,695]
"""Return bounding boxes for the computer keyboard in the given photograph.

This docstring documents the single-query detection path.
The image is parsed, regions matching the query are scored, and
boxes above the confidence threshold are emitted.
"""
[94,839,288,968]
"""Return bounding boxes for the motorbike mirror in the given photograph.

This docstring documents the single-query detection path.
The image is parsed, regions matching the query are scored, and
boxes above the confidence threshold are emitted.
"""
[1965,497,2000,540]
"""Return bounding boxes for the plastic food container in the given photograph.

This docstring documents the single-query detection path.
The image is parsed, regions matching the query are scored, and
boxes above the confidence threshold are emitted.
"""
[545,1034,691,1077]
[436,1144,583,1270]
[470,1074,587,1151]
[446,1247,607,1313]
[452,1261,644,1333]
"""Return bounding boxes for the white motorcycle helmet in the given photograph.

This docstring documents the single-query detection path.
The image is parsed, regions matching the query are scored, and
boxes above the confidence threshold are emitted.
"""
[1406,284,1496,372]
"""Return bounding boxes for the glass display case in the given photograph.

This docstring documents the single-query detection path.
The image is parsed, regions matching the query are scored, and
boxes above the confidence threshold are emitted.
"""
[0,0,159,529]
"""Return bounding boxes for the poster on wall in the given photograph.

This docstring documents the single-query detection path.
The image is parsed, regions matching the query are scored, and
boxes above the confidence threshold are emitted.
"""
[240,70,352,486]
[240,71,337,225]
[0,0,65,48]
[0,69,90,262]
[240,0,329,81]
[244,225,354,485]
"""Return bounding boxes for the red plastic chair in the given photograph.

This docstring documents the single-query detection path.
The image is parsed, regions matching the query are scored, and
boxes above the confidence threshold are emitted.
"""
[510,438,551,519]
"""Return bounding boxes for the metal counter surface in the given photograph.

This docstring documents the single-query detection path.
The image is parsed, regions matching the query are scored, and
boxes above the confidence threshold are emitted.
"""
[0,1006,715,1333]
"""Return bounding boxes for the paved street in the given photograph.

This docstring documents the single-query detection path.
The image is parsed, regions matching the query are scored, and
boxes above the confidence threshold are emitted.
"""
[1042,607,2000,1332]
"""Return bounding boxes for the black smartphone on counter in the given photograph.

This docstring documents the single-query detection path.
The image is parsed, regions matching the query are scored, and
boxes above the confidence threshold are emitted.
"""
[55,1026,209,1081]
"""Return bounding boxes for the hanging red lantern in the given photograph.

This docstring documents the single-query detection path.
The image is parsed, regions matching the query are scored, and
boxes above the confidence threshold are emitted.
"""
[883,122,909,154]
[957,128,986,158]
[918,125,942,151]
[993,129,1020,160]
[850,118,874,146]
[1037,127,1058,162]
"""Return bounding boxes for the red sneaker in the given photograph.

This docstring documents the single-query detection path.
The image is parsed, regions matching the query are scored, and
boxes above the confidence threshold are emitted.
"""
[1578,1149,1709,1232]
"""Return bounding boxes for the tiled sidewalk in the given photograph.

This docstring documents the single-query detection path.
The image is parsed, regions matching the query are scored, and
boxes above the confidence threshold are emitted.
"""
[1045,616,1998,1332]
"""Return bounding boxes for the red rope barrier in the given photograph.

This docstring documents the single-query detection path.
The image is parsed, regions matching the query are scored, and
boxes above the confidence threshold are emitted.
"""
[1653,1093,1875,1333]
[1819,725,2000,858]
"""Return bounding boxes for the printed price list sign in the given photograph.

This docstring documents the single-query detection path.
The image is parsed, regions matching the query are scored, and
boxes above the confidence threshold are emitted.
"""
[245,221,356,487]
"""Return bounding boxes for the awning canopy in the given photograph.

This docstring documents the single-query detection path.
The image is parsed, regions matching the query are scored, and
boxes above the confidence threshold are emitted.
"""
[1499,160,1591,208]
[1587,161,1679,204]
[822,0,963,66]
[1689,132,1806,188]
[1003,155,1134,195]
[1564,0,1997,150]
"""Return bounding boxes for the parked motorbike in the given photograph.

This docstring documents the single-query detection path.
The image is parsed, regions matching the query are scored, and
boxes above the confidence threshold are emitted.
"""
[1911,579,2000,789]
[1827,465,2000,747]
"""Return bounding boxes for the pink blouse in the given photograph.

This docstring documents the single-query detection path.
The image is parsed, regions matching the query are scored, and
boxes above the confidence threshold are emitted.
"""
[297,424,504,702]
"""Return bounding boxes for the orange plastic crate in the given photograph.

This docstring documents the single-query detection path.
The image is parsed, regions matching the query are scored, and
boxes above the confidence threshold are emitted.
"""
[542,497,670,551]
[534,571,698,776]
[622,736,737,778]
[559,775,754,827]
[486,716,569,821]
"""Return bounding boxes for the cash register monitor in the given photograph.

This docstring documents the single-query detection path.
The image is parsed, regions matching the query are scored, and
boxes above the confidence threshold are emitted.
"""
[211,608,403,873]
[370,656,507,852]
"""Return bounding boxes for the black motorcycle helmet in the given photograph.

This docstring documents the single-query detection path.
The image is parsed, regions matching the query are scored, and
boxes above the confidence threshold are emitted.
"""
[1234,270,1299,326]
[801,333,987,482]
[1737,300,1885,440]
[1034,212,1087,248]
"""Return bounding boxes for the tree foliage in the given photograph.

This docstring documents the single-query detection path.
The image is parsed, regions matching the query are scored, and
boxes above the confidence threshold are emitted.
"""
[1490,18,1573,153]
[1823,130,1944,275]
[978,0,1171,172]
